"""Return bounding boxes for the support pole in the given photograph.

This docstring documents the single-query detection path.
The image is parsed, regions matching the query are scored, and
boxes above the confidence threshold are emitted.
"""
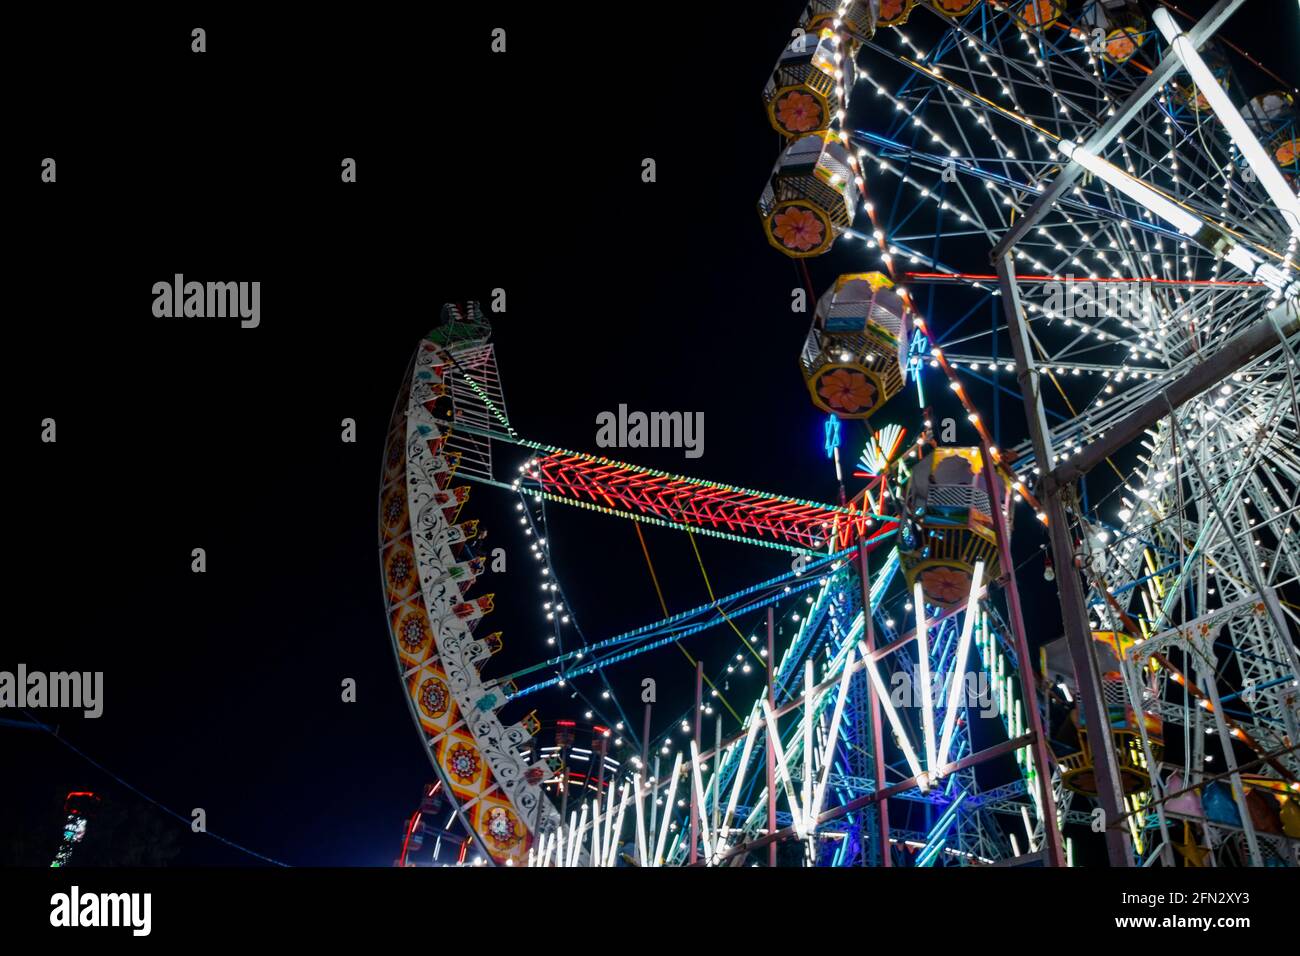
[641,702,652,788]
[691,660,702,866]
[980,448,1065,867]
[858,533,891,865]
[767,607,778,867]
[995,252,1133,867]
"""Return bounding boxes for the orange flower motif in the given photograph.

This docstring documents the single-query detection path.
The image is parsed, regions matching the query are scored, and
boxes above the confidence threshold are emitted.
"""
[922,566,972,606]
[1105,32,1138,63]
[776,91,822,134]
[878,0,911,23]
[1274,137,1297,166]
[772,207,825,252]
[1019,0,1059,27]
[817,368,877,414]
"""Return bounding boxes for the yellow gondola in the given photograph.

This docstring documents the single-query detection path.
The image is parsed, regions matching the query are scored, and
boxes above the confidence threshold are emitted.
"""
[899,446,1007,608]
[763,28,853,138]
[759,131,857,258]
[801,272,912,419]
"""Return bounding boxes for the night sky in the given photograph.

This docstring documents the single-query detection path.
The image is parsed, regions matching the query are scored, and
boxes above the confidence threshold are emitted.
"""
[4,3,1296,867]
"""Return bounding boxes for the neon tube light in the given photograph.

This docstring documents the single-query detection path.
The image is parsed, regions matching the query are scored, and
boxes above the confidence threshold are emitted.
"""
[915,583,937,774]
[855,640,927,784]
[762,699,808,836]
[935,561,985,773]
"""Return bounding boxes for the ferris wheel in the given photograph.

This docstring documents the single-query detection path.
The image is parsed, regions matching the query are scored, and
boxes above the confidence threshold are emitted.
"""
[756,0,1300,866]
[377,0,1300,868]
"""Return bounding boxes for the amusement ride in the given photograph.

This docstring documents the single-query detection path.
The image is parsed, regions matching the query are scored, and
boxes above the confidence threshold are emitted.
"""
[379,0,1300,867]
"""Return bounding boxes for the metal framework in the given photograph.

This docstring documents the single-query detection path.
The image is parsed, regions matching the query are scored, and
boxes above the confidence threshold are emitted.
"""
[383,0,1299,869]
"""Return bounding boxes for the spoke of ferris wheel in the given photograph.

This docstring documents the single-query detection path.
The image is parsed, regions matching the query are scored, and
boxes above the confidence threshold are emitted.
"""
[989,0,1246,256]
[1145,391,1295,633]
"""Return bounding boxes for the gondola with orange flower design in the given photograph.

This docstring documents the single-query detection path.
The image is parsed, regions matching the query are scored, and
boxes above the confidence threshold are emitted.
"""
[763,26,856,138]
[759,131,857,258]
[801,272,912,419]
[1006,0,1064,31]
[928,0,981,18]
[898,446,1008,608]
[876,0,916,27]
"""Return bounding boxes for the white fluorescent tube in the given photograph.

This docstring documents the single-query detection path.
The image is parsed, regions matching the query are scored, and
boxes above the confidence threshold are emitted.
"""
[1154,8,1300,235]
[652,752,683,866]
[811,646,857,824]
[607,783,630,868]
[567,809,582,867]
[915,582,937,773]
[632,771,649,866]
[1058,139,1205,236]
[855,639,927,784]
[689,740,715,862]
[803,660,815,830]
[717,704,762,856]
[1021,804,1038,853]
[591,798,603,867]
[935,561,986,773]
[761,698,808,837]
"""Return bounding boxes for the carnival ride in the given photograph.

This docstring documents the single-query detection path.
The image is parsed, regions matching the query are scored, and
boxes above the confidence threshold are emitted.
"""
[380,0,1300,867]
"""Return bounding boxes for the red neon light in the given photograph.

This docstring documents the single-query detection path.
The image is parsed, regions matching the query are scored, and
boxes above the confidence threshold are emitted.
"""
[398,811,422,867]
[63,792,99,814]
[534,453,890,550]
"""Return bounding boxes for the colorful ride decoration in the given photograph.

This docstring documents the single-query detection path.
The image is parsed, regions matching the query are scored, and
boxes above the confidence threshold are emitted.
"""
[380,303,563,866]
[1054,632,1164,797]
[763,27,855,138]
[759,131,857,257]
[1102,12,1147,64]
[898,446,1006,608]
[1006,0,1065,31]
[1201,780,1241,826]
[1242,91,1298,172]
[876,0,916,27]
[928,0,981,17]
[801,272,912,419]
[1162,771,1204,818]
[803,0,881,38]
